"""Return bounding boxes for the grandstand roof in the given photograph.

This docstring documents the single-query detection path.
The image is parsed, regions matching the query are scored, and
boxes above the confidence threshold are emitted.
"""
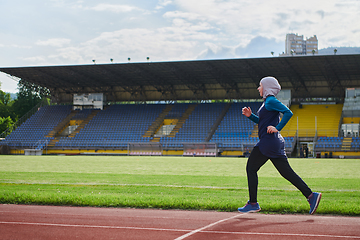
[1,54,360,102]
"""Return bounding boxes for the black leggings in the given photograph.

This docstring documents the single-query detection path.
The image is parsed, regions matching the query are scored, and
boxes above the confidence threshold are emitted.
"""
[246,147,312,203]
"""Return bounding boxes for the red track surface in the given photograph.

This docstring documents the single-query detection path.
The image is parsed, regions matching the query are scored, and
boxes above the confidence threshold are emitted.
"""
[1,204,360,240]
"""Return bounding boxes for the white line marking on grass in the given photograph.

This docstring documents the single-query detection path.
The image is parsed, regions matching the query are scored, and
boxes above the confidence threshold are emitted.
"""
[0,221,189,233]
[174,214,239,240]
[2,181,359,192]
[0,181,245,190]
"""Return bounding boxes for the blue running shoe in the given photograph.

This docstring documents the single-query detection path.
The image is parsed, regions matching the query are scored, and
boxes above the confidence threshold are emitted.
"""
[308,192,322,214]
[238,201,261,213]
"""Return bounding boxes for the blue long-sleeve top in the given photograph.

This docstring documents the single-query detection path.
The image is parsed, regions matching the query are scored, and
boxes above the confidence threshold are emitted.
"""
[248,95,293,158]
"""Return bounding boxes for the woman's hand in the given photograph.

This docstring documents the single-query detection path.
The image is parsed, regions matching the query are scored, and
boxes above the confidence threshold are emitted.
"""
[267,125,278,134]
[242,107,252,117]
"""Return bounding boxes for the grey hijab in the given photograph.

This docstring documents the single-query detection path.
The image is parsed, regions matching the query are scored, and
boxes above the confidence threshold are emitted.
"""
[260,76,281,99]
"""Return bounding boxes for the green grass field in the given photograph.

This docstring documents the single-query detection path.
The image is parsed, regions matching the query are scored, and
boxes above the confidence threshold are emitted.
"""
[1,155,359,215]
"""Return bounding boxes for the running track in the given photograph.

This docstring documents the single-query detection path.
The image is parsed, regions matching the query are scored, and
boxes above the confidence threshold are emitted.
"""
[1,204,360,239]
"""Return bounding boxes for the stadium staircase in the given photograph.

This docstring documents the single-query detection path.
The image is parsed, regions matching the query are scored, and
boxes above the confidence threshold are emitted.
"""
[341,137,353,151]
[143,105,173,140]
[2,105,72,149]
[1,103,299,155]
[46,111,77,147]
[205,103,232,142]
[250,125,258,138]
[68,110,100,138]
[151,137,161,142]
[53,104,168,149]
[167,104,198,137]
[209,102,262,148]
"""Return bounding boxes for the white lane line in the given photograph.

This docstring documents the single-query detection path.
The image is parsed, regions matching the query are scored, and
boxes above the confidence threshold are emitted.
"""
[0,221,188,233]
[174,214,239,240]
[200,230,360,239]
[0,210,186,220]
[1,221,359,239]
[173,213,360,240]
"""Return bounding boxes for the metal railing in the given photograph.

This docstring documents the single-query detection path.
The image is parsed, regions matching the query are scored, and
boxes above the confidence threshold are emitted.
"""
[314,145,360,152]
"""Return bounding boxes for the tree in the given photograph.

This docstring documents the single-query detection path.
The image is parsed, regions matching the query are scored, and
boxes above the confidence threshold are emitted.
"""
[0,82,16,135]
[0,84,16,120]
[0,116,14,134]
[0,79,50,136]
[12,79,50,118]
[0,91,11,106]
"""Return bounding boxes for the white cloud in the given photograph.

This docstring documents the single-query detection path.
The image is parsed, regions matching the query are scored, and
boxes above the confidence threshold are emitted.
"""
[36,38,71,48]
[87,4,145,13]
[163,11,206,22]
[0,44,32,49]
[46,24,216,64]
[170,0,360,47]
[20,56,47,63]
[51,47,87,63]
[1,0,359,94]
[0,72,19,93]
[156,0,173,10]
[1,0,359,71]
[197,42,236,60]
[197,36,283,60]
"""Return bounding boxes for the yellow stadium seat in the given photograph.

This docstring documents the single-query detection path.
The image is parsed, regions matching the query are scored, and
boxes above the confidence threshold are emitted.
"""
[281,104,343,137]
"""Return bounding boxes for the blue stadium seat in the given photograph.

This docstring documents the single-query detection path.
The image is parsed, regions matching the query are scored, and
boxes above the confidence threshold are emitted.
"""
[3,105,72,149]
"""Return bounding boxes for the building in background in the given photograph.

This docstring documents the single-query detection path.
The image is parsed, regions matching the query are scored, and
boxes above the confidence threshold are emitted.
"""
[305,35,318,55]
[282,33,318,56]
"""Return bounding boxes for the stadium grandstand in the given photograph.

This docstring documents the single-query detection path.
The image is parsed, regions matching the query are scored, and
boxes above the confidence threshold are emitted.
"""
[1,54,360,158]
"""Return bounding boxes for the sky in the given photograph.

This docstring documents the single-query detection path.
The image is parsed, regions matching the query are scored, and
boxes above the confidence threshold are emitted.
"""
[0,0,359,93]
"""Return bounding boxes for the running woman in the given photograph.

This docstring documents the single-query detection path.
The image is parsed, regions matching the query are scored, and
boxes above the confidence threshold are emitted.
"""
[238,76,321,214]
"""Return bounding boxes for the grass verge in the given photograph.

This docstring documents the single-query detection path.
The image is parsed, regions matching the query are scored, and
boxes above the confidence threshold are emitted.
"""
[1,155,359,215]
